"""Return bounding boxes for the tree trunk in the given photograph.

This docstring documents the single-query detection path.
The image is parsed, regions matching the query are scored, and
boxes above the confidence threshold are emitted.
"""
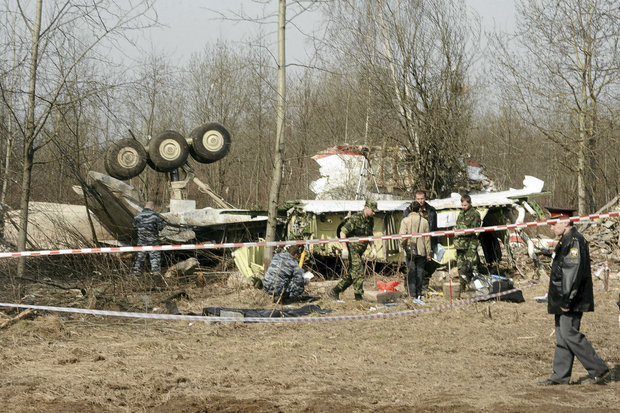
[0,119,12,206]
[577,67,588,216]
[16,0,43,277]
[263,0,286,267]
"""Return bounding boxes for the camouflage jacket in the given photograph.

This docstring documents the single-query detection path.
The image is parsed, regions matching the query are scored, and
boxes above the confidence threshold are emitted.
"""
[133,208,166,241]
[341,211,374,252]
[454,207,481,249]
[262,252,305,298]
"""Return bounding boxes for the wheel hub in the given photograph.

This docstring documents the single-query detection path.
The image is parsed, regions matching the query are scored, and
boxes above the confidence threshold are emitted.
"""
[202,131,224,152]
[159,138,182,161]
[117,147,139,168]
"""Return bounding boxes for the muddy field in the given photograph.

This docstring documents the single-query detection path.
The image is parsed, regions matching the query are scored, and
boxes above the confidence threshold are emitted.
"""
[0,258,618,413]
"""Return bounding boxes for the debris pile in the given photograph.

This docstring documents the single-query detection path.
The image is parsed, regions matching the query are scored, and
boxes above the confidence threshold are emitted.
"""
[581,196,620,263]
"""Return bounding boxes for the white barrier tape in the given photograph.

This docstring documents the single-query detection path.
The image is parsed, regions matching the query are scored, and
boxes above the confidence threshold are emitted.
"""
[1,211,618,259]
[0,282,539,323]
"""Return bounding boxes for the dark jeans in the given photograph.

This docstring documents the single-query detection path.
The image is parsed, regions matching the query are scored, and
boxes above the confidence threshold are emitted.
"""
[407,255,425,297]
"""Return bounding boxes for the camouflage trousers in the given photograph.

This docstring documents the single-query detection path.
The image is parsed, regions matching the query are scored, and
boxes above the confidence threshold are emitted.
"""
[456,242,480,283]
[337,244,367,295]
[133,237,162,275]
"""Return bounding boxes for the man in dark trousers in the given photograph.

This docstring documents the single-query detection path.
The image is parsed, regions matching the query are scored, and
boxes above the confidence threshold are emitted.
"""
[132,201,166,277]
[538,217,610,385]
[403,190,438,293]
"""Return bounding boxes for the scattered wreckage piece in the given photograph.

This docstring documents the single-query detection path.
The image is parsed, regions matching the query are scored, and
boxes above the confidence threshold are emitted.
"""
[310,145,497,199]
[164,257,199,278]
[234,176,549,283]
[72,171,142,244]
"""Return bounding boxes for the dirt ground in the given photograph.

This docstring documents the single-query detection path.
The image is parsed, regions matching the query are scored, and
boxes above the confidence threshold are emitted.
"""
[0,257,618,413]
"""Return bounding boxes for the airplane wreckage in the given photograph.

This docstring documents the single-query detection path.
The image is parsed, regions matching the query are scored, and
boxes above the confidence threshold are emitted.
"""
[1,132,551,279]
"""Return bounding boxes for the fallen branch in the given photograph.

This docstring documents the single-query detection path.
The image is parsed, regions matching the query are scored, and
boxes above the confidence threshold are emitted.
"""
[0,309,34,329]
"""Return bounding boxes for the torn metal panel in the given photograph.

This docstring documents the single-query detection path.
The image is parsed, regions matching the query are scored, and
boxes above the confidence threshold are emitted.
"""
[76,172,268,245]
[72,171,143,243]
[310,145,503,199]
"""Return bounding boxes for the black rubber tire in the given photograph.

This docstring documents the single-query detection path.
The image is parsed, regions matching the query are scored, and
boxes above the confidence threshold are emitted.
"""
[189,123,231,164]
[105,138,147,180]
[147,130,189,172]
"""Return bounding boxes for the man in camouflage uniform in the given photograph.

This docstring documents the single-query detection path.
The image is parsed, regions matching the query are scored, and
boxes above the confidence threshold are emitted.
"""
[132,201,166,277]
[262,245,306,303]
[328,199,378,301]
[454,194,481,288]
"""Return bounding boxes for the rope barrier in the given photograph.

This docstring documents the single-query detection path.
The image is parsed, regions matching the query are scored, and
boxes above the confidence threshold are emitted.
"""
[0,282,541,323]
[0,211,617,259]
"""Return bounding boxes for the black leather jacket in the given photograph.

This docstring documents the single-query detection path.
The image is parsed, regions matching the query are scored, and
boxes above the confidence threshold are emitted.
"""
[547,227,594,314]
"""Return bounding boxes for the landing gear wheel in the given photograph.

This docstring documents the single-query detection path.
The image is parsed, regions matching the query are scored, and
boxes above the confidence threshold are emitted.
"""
[189,123,231,164]
[147,130,189,172]
[104,138,147,180]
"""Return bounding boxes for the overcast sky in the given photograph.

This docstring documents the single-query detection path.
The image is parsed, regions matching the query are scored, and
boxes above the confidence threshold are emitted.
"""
[132,0,516,66]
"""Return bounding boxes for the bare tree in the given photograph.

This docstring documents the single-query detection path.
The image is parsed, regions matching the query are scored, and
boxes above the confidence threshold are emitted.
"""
[492,0,619,213]
[324,0,479,197]
[0,0,156,276]
[263,0,287,265]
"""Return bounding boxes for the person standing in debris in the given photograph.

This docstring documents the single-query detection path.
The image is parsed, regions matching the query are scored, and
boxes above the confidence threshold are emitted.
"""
[262,245,306,303]
[399,201,432,299]
[538,218,610,385]
[132,201,166,277]
[454,194,481,288]
[329,199,378,301]
[403,190,438,247]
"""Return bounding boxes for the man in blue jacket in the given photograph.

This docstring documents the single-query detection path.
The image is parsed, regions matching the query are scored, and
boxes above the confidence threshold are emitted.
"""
[132,201,166,277]
[263,245,306,303]
[538,218,610,385]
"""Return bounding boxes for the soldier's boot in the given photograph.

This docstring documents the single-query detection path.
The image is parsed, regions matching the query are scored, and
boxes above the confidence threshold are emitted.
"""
[354,293,364,301]
[328,286,340,300]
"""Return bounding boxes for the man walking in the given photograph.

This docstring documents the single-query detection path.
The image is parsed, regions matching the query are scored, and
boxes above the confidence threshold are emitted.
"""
[329,199,378,301]
[538,218,610,385]
[132,201,166,277]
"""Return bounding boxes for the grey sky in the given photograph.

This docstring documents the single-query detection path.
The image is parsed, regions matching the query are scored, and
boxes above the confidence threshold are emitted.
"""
[135,0,516,65]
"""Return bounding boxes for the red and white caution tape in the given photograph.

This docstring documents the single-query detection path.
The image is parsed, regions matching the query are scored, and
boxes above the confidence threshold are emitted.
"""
[0,282,540,323]
[1,211,618,259]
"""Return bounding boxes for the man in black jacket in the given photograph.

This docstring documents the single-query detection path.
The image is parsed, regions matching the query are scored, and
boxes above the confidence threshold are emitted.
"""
[538,218,610,385]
